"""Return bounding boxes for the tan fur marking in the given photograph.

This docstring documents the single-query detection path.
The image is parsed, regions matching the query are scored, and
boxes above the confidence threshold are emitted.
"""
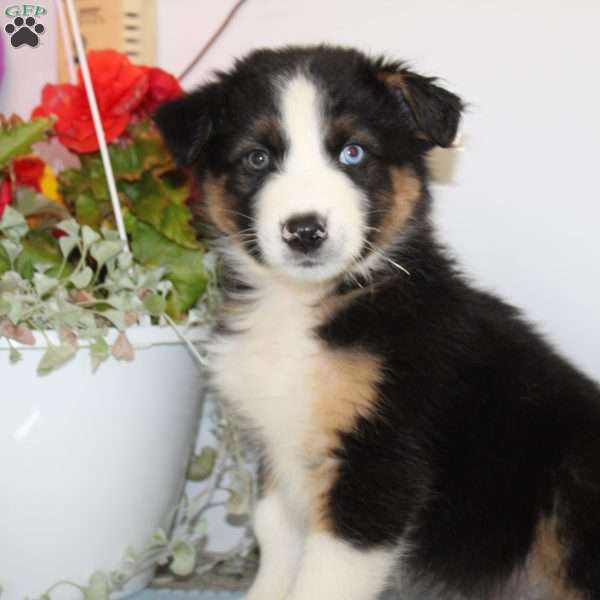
[204,175,238,235]
[378,72,431,142]
[308,350,383,531]
[529,516,584,600]
[254,115,280,140]
[318,286,375,323]
[234,116,283,156]
[376,167,421,245]
[326,116,380,151]
[378,71,410,95]
[327,116,355,142]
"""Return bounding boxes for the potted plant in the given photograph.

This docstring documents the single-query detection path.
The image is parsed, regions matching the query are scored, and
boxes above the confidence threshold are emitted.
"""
[0,51,253,600]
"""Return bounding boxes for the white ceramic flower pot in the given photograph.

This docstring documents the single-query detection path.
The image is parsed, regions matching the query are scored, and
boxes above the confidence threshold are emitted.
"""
[0,327,208,600]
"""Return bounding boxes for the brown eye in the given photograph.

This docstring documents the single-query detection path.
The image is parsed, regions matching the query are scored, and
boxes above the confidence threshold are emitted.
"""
[245,149,271,171]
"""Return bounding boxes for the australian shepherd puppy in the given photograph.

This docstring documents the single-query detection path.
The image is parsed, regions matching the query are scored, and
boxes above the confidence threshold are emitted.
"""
[155,46,600,600]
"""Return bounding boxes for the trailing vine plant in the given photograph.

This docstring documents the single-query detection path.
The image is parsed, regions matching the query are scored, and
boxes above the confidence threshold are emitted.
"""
[0,50,258,598]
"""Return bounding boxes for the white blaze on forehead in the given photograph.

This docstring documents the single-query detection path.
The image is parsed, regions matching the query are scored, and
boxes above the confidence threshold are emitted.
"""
[280,75,326,172]
[254,73,366,282]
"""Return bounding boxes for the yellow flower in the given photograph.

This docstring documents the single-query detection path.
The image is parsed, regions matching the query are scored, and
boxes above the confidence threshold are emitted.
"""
[40,165,63,204]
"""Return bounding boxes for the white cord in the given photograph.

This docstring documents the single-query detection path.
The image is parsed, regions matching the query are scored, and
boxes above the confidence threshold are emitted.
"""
[163,314,209,368]
[54,0,77,84]
[63,0,130,250]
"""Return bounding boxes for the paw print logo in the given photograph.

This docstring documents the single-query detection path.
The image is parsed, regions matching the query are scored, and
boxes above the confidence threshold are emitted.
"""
[4,16,45,48]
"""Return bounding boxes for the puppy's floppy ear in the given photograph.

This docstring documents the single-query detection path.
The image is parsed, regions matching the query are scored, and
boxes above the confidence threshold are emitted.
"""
[153,83,221,166]
[378,63,463,148]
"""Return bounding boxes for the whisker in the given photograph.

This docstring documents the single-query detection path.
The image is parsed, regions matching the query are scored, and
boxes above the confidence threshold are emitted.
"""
[221,208,259,224]
[364,240,411,276]
[346,270,364,289]
[233,229,256,238]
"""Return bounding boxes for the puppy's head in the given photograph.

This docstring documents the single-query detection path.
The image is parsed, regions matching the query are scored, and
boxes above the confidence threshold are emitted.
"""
[155,46,463,283]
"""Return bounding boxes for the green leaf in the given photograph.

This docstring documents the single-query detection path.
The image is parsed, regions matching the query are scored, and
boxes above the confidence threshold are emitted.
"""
[81,225,101,248]
[170,541,197,577]
[193,517,208,538]
[101,225,121,242]
[109,122,173,180]
[124,545,139,564]
[17,230,69,279]
[108,140,143,179]
[0,116,53,168]
[83,572,110,600]
[56,219,80,238]
[79,154,107,180]
[186,447,217,481]
[143,292,166,317]
[9,347,22,364]
[0,206,26,229]
[0,271,22,292]
[59,235,78,258]
[161,203,199,250]
[226,468,253,516]
[0,244,10,275]
[69,266,94,289]
[0,206,28,241]
[110,570,129,589]
[0,239,22,263]
[7,301,22,324]
[75,192,105,229]
[102,309,126,331]
[116,251,132,271]
[37,343,77,375]
[126,215,208,320]
[90,240,124,268]
[34,263,52,274]
[90,336,108,355]
[33,272,59,296]
[150,528,169,547]
[90,336,109,372]
[59,159,113,231]
[120,172,199,250]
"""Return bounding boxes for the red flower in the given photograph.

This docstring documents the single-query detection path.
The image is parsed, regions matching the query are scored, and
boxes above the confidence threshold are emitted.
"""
[136,66,183,116]
[13,156,45,191]
[51,227,67,238]
[32,50,149,153]
[0,178,12,218]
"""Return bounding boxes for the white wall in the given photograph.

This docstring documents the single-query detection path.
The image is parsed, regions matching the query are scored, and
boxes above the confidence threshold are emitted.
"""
[158,0,600,379]
[0,0,58,116]
[1,1,598,378]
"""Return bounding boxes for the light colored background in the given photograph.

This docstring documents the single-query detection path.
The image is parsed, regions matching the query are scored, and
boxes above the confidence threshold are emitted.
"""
[0,1,58,113]
[2,0,599,378]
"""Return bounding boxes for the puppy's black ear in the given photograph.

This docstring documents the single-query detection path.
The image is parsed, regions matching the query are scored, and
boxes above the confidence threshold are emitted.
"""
[153,84,221,166]
[378,63,463,148]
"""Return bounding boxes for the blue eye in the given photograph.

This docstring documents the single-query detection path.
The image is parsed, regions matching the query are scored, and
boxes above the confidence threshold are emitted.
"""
[339,144,365,166]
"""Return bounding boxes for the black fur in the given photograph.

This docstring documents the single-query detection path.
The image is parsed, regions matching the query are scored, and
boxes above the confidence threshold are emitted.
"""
[155,45,600,600]
[321,235,600,597]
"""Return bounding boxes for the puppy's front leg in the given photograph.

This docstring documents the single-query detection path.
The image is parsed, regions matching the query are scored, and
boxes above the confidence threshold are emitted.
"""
[285,531,395,600]
[244,491,305,600]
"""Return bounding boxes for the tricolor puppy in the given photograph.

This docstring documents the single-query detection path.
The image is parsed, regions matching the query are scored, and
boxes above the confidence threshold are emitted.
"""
[155,46,600,600]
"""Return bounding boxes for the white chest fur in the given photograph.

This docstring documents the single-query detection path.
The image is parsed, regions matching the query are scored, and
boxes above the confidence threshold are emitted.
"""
[210,279,329,512]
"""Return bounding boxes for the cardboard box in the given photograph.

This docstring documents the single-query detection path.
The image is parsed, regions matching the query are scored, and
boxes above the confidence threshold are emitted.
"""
[57,0,156,81]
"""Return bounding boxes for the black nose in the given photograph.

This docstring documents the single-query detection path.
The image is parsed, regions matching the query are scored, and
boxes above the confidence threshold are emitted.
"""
[282,214,328,253]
